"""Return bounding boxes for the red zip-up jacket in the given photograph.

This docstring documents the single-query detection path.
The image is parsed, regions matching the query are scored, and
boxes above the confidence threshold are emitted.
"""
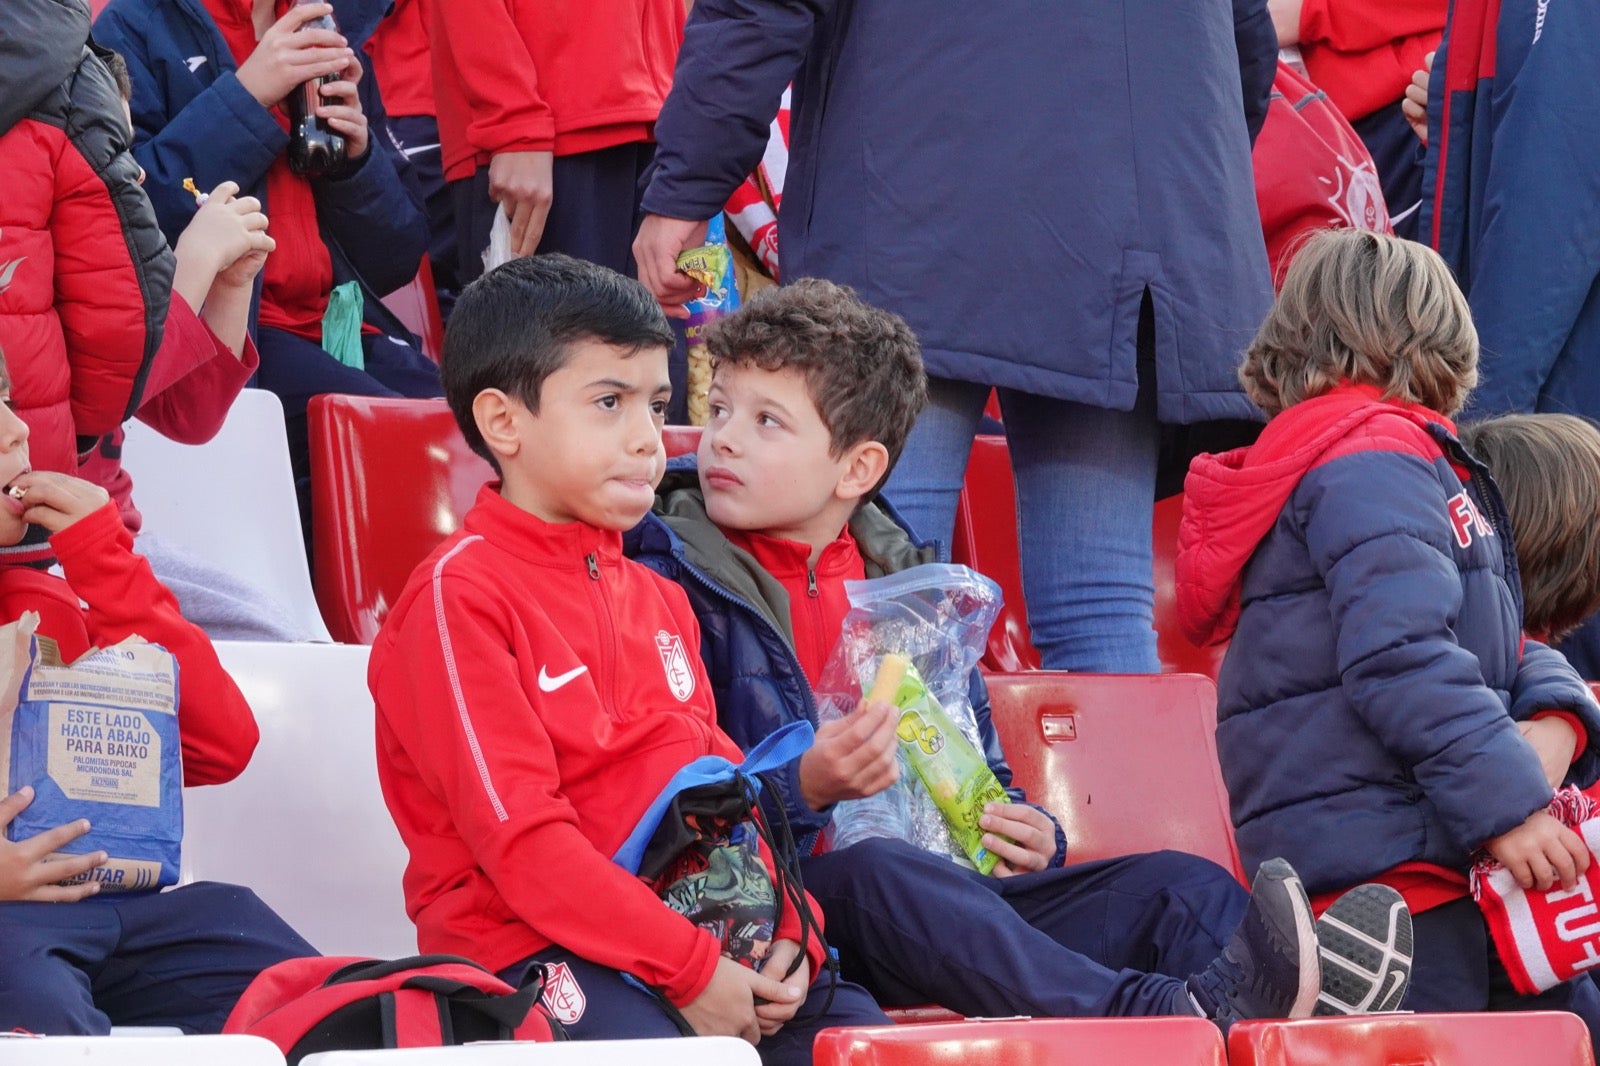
[424,0,683,181]
[365,0,434,120]
[0,501,258,786]
[1297,0,1445,122]
[371,485,824,1005]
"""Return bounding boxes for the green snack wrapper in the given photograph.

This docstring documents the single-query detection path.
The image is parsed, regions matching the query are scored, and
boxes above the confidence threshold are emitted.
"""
[878,658,1010,873]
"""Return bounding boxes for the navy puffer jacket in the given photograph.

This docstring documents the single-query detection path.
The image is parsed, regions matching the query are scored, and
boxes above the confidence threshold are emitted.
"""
[1177,387,1600,893]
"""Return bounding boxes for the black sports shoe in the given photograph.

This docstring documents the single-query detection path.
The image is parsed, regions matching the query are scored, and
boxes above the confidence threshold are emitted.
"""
[1313,883,1413,1015]
[1185,857,1321,1027]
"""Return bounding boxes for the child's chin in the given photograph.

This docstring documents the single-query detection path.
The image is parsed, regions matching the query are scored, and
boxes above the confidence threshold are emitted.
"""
[0,519,28,548]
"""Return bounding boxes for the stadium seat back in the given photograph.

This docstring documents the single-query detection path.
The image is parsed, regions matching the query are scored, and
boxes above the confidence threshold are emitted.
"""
[985,672,1245,880]
[948,436,1039,671]
[310,395,492,644]
[181,641,414,959]
[0,1035,285,1064]
[122,389,332,642]
[300,1037,760,1066]
[815,1018,1226,1066]
[1228,1012,1596,1066]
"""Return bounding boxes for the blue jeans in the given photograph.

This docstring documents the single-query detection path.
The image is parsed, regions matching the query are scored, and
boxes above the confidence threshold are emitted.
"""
[884,374,1162,673]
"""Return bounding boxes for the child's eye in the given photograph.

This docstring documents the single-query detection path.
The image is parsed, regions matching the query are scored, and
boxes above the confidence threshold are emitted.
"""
[707,402,727,421]
[758,413,782,429]
[596,395,620,411]
[650,399,668,419]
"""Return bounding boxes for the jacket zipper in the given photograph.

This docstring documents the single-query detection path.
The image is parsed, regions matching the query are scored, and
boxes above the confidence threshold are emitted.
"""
[585,552,619,713]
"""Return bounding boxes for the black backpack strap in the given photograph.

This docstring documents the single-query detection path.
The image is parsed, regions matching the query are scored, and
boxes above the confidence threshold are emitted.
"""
[322,955,486,987]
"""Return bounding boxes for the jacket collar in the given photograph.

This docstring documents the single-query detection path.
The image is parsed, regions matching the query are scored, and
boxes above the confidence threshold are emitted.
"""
[634,458,934,645]
[1176,384,1457,647]
[462,483,623,571]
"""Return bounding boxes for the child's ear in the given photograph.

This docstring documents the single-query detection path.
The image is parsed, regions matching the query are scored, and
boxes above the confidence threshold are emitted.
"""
[472,389,524,462]
[835,440,890,505]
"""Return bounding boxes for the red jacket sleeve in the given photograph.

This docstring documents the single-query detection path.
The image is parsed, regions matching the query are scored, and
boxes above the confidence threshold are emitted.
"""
[375,571,723,1006]
[428,0,555,156]
[49,502,258,785]
[133,294,257,446]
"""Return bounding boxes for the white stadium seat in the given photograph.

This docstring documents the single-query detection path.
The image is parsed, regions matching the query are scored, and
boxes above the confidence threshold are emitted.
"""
[0,1033,285,1064]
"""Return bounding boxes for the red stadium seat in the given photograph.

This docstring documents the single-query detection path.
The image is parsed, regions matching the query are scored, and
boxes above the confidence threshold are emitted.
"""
[310,398,702,644]
[310,396,491,644]
[950,435,1224,676]
[985,672,1245,880]
[1228,1013,1595,1066]
[816,1018,1226,1066]
[950,436,1039,671]
[380,258,446,363]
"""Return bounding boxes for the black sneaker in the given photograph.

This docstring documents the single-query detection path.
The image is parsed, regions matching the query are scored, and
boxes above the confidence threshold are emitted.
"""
[1185,857,1320,1027]
[1313,883,1413,1015]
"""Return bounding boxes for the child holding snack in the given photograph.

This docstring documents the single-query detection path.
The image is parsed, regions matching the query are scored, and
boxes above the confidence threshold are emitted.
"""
[0,345,314,1033]
[369,255,886,1063]
[627,278,1414,1024]
[1175,229,1600,1035]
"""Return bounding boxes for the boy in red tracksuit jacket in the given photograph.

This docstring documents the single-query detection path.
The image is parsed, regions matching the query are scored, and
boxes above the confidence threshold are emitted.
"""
[425,0,683,280]
[369,254,886,1062]
[0,347,315,1034]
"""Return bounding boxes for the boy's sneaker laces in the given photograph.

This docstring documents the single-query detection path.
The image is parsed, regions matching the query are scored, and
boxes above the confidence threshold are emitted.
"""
[1185,857,1320,1028]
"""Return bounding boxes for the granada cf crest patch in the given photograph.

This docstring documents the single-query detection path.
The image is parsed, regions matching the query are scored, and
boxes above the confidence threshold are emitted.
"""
[541,961,586,1025]
[655,630,696,702]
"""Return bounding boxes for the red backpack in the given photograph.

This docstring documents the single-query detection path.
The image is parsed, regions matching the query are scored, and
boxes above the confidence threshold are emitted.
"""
[225,955,565,1063]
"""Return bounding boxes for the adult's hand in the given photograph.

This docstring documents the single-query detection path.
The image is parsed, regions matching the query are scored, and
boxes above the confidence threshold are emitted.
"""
[634,213,709,319]
[488,151,554,257]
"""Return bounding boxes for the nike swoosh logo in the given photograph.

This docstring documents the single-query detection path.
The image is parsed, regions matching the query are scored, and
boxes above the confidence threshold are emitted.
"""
[186,56,208,72]
[537,664,589,693]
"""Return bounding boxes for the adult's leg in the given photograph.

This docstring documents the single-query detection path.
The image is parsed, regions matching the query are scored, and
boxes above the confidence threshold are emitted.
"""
[0,900,120,1034]
[537,142,656,277]
[1000,850,1247,982]
[386,114,460,307]
[803,838,1192,1017]
[88,882,317,1032]
[880,376,992,559]
[360,334,444,399]
[452,167,497,286]
[1001,384,1162,672]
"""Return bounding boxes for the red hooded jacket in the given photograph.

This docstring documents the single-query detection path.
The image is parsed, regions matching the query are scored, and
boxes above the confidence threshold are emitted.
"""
[1296,0,1445,122]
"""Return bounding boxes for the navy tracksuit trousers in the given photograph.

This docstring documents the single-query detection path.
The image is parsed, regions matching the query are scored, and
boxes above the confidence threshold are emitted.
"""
[501,950,888,1066]
[802,837,1247,1018]
[0,881,315,1034]
[1402,897,1600,1048]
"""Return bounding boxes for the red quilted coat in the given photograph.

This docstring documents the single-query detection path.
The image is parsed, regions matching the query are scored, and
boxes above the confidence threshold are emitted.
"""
[0,0,172,479]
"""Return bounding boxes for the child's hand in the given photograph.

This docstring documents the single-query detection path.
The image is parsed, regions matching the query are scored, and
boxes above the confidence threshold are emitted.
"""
[753,939,810,1036]
[0,787,107,902]
[1402,51,1435,146]
[1518,718,1579,789]
[797,698,900,810]
[1486,810,1591,892]
[679,955,796,1044]
[235,3,354,108]
[175,182,274,286]
[8,471,112,534]
[980,802,1057,877]
[315,55,369,159]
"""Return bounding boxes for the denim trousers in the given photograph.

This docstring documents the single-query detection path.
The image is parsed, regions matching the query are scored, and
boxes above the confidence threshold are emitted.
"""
[884,374,1163,673]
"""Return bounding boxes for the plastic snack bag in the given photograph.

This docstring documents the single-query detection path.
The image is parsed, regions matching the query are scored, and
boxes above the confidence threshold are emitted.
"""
[816,565,1007,869]
[677,215,741,426]
[0,612,183,891]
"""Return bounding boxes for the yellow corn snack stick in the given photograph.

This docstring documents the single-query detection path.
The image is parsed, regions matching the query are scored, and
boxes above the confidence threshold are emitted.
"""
[867,653,909,705]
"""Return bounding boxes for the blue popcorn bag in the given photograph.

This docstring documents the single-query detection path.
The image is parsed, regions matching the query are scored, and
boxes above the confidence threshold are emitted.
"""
[0,613,183,891]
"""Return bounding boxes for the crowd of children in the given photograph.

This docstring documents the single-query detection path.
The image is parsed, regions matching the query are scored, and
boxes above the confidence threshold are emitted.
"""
[0,0,1598,1058]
